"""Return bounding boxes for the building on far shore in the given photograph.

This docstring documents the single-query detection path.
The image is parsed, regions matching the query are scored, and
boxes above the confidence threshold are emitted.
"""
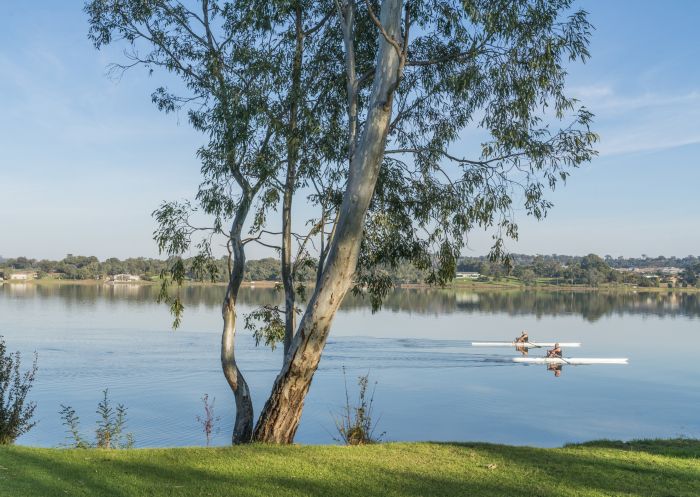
[9,271,38,281]
[108,274,141,283]
[614,266,683,276]
[455,272,481,280]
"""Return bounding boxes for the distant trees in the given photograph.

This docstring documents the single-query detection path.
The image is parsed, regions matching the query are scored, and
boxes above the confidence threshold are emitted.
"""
[681,264,700,287]
[244,259,282,282]
[454,253,700,288]
[2,251,699,289]
[0,255,166,280]
[638,276,660,288]
[2,253,698,288]
[458,253,700,272]
[519,269,537,286]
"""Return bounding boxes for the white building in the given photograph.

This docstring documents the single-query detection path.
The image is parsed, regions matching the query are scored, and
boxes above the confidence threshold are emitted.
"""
[10,272,37,280]
[455,272,481,279]
[110,274,141,282]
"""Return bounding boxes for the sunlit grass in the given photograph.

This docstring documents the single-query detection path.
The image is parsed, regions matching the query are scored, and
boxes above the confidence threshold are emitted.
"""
[1,439,698,496]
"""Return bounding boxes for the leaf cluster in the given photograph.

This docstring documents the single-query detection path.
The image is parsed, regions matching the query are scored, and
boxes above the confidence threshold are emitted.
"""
[59,389,135,449]
[0,337,38,445]
[354,0,598,307]
[333,367,384,445]
[87,1,599,321]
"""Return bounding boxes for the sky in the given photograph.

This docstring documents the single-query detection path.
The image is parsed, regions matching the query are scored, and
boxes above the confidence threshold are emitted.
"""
[1,1,699,261]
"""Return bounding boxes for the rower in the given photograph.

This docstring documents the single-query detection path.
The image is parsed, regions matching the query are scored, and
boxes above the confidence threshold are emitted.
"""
[514,330,529,344]
[546,343,562,358]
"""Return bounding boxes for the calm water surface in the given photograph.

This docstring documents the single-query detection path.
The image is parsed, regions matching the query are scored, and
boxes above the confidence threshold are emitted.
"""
[1,283,698,447]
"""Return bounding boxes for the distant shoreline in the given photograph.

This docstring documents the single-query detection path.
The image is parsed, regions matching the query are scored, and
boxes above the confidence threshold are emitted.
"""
[0,278,278,288]
[2,277,697,293]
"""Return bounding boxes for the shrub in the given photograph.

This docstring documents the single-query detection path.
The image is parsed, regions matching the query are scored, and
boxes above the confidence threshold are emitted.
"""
[333,368,384,445]
[196,393,220,447]
[58,405,91,448]
[59,389,134,449]
[0,336,38,444]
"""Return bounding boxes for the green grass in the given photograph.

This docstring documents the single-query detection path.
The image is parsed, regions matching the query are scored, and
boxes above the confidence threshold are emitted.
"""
[1,440,698,496]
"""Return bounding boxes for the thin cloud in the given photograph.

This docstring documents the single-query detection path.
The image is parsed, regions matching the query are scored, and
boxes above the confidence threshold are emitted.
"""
[570,85,700,156]
[573,84,700,112]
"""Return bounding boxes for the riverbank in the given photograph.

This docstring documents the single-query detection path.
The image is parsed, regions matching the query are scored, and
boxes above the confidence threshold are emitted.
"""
[409,278,700,293]
[1,440,697,496]
[3,277,698,293]
[0,278,277,288]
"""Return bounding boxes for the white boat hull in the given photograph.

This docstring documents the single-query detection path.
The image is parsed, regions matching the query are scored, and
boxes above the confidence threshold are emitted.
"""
[472,342,581,348]
[512,357,628,365]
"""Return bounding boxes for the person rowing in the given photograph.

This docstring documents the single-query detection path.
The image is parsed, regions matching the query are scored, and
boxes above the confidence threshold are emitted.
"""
[514,330,529,344]
[546,343,562,358]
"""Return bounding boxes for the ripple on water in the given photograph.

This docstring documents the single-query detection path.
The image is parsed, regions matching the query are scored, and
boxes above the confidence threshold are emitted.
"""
[3,287,699,447]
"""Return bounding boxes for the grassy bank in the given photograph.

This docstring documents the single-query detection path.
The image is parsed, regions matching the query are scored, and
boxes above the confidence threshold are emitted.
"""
[1,440,698,496]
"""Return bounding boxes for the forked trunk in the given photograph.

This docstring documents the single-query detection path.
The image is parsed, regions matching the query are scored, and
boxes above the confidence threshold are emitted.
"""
[222,191,255,443]
[253,0,404,443]
[222,293,254,443]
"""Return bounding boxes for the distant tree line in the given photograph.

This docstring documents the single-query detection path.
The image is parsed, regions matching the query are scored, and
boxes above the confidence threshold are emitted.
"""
[1,253,698,287]
[458,254,700,288]
[0,254,281,283]
[457,253,699,270]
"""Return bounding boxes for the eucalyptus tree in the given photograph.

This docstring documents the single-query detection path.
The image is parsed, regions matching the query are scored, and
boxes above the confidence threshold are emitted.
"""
[253,0,597,442]
[87,0,597,444]
[86,0,345,443]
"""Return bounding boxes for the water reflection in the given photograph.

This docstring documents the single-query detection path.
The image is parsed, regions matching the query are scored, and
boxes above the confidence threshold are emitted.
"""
[2,283,698,321]
[2,282,698,448]
[547,364,563,377]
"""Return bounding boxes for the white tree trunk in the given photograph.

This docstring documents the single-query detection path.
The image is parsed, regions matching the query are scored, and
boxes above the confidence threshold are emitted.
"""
[222,193,254,443]
[253,0,404,443]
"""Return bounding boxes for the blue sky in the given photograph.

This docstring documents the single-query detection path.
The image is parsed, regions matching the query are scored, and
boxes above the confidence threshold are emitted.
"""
[1,1,699,260]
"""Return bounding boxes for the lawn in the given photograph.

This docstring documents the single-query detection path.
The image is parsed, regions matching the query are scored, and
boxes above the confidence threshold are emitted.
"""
[1,439,698,496]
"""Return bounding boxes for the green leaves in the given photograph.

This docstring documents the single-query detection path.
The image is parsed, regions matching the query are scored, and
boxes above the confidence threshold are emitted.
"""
[0,337,38,445]
[156,262,186,330]
[244,305,287,350]
[86,0,348,329]
[88,0,598,333]
[59,389,134,449]
[354,0,597,307]
[152,201,193,257]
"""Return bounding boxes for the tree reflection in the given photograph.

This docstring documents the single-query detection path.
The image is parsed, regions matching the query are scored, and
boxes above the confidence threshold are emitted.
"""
[2,283,699,321]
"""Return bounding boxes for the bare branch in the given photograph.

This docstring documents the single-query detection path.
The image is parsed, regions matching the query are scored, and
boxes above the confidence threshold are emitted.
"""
[304,9,334,37]
[365,0,403,58]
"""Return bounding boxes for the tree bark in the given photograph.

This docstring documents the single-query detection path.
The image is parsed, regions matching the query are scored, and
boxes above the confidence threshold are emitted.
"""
[222,191,255,443]
[281,3,304,360]
[253,0,404,443]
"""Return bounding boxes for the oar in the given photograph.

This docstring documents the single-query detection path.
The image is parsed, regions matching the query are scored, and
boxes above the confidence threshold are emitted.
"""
[539,343,571,366]
[551,351,572,366]
[510,338,537,349]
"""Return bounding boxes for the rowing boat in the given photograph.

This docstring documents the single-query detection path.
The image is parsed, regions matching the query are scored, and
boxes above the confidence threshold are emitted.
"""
[471,341,581,347]
[512,357,628,365]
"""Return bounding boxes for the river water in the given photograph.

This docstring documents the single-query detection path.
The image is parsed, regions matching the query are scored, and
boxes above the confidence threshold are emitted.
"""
[1,283,698,447]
